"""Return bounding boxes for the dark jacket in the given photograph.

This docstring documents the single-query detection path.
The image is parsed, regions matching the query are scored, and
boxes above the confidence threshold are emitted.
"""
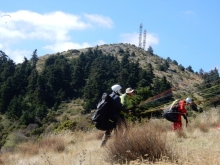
[110,91,129,115]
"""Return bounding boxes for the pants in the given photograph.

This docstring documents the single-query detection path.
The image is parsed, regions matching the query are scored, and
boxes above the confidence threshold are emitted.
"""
[172,121,182,131]
[100,115,127,147]
[100,129,112,147]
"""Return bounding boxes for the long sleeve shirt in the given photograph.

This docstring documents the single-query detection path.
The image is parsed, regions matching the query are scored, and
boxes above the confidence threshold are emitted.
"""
[120,93,134,110]
[176,100,187,122]
[110,92,128,114]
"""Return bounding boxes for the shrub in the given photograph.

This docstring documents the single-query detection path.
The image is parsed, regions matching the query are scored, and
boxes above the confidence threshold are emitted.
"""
[175,130,187,138]
[198,123,209,133]
[55,120,77,132]
[31,127,45,136]
[1,131,28,152]
[16,136,65,155]
[105,122,177,164]
[39,136,65,152]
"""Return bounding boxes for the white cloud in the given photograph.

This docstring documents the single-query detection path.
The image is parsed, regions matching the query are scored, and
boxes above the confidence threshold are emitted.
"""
[43,42,93,53]
[119,32,159,49]
[84,14,114,28]
[0,10,113,63]
[0,11,113,43]
[0,10,91,42]
[4,49,32,64]
[43,40,106,53]
[0,26,26,40]
[94,40,106,46]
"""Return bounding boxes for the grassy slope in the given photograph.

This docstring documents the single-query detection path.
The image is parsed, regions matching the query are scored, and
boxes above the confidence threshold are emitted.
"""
[1,107,220,165]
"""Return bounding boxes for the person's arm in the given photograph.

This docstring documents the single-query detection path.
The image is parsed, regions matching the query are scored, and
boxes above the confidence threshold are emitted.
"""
[115,97,129,113]
[179,100,188,126]
[182,114,188,127]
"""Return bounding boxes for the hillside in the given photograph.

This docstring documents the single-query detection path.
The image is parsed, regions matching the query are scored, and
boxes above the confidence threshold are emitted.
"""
[37,43,203,102]
[0,43,219,160]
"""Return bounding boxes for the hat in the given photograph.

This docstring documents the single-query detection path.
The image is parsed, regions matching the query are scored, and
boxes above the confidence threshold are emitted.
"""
[126,87,134,93]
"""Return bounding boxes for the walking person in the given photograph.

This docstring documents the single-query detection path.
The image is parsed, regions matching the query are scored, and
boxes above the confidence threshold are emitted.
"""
[172,97,192,131]
[100,84,129,147]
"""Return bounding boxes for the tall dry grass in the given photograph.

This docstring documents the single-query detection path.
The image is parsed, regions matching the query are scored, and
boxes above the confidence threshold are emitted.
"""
[0,106,220,164]
[104,121,176,164]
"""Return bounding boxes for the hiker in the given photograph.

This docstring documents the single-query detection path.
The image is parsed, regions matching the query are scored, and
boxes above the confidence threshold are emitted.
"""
[100,84,129,147]
[120,87,137,120]
[172,97,193,131]
[120,87,136,110]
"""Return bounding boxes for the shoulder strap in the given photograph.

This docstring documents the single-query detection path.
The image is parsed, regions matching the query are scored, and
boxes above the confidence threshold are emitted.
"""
[168,99,179,112]
[109,93,118,110]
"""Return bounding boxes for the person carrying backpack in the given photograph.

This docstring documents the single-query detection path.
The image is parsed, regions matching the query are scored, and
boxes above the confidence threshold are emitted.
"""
[172,97,193,131]
[100,84,129,147]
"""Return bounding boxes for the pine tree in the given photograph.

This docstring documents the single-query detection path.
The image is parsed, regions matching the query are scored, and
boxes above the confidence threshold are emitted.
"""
[7,95,23,119]
[30,49,38,68]
[186,65,194,73]
[147,46,154,55]
[0,51,15,83]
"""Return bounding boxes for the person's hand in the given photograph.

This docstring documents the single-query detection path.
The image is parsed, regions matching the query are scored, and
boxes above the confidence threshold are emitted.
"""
[183,114,188,127]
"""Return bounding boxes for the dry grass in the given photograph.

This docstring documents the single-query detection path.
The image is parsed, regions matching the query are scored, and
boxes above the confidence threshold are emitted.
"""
[0,107,220,164]
[15,133,67,156]
[104,122,177,164]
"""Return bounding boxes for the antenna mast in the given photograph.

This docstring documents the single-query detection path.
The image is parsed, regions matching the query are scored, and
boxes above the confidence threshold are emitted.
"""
[139,23,143,48]
[143,29,147,50]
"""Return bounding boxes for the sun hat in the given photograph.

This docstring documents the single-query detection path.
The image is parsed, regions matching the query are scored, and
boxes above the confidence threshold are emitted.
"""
[126,87,134,93]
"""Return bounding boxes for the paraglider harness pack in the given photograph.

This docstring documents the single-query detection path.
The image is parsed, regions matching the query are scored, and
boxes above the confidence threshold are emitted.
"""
[163,99,181,122]
[92,93,118,131]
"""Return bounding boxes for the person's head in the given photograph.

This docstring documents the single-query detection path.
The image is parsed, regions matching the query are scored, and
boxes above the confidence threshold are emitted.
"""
[111,84,122,95]
[125,87,135,96]
[185,97,193,105]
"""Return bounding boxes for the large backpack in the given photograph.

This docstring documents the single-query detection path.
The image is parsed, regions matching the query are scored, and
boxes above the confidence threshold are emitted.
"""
[163,99,180,122]
[92,93,117,131]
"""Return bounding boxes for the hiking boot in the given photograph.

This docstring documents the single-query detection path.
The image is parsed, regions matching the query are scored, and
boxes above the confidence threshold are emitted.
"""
[100,134,110,147]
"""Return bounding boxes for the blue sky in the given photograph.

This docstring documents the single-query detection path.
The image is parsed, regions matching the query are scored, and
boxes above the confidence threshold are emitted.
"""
[0,0,219,73]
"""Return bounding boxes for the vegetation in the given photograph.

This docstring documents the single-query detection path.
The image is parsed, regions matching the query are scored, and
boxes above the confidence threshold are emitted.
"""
[0,107,219,164]
[0,43,219,164]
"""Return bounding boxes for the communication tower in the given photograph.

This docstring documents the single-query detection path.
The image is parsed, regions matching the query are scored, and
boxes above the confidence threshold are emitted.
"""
[139,23,143,48]
[143,29,147,50]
